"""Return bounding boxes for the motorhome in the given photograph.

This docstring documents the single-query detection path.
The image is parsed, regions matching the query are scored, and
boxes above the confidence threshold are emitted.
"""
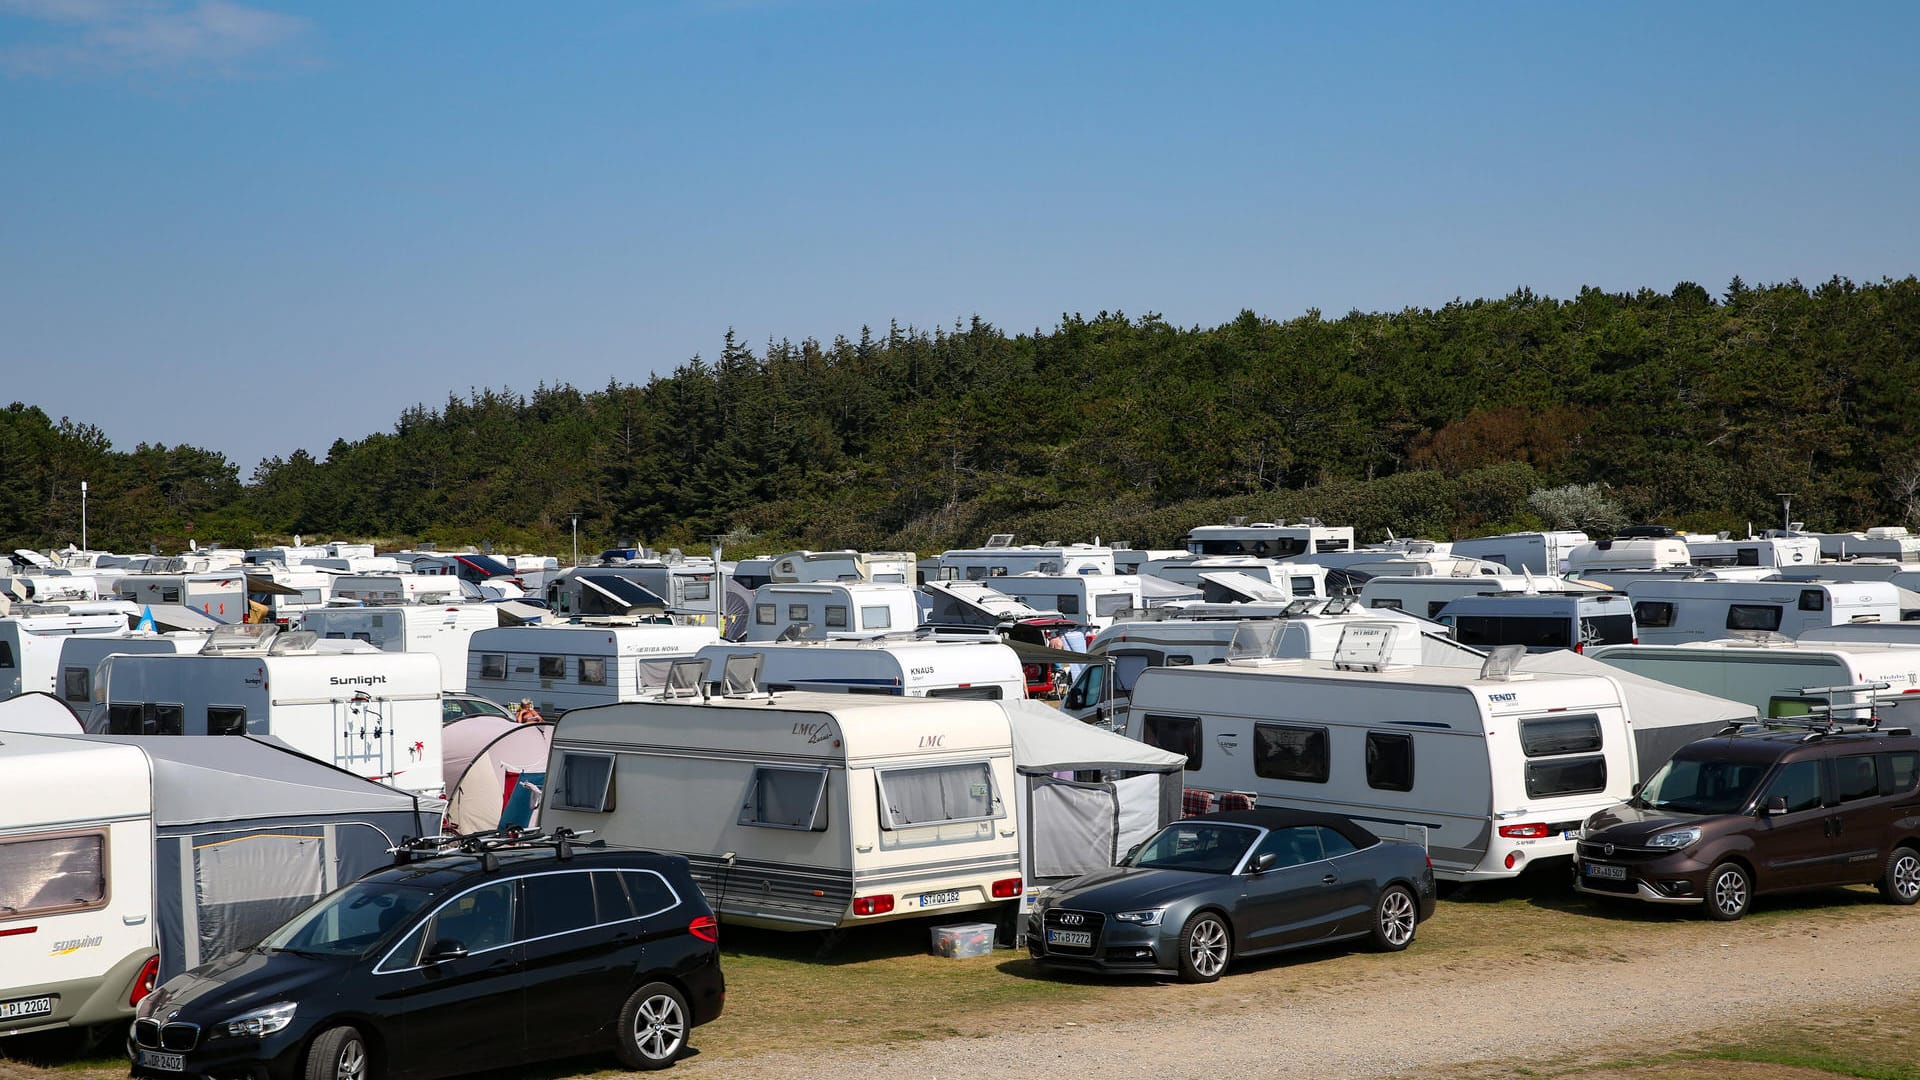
[465,622,721,716]
[1124,637,1716,881]
[0,732,430,1038]
[745,582,921,641]
[1564,537,1692,574]
[1360,574,1607,620]
[89,625,445,796]
[966,574,1143,633]
[1683,534,1821,569]
[936,538,1117,580]
[540,688,1183,931]
[1590,640,1920,718]
[1182,520,1354,559]
[1110,548,1188,576]
[55,631,207,708]
[691,638,1026,700]
[0,612,130,698]
[1139,557,1327,599]
[1448,531,1589,574]
[1435,592,1637,653]
[300,604,502,691]
[1793,527,1920,563]
[768,550,916,585]
[1627,579,1902,644]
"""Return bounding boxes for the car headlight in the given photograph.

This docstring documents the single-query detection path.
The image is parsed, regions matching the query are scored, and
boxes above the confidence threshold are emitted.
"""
[212,1001,297,1039]
[1112,909,1164,926]
[1647,827,1702,850]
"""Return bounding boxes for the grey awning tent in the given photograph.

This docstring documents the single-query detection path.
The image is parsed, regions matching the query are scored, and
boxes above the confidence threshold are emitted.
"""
[1519,650,1758,780]
[50,733,435,980]
[1139,574,1205,604]
[135,604,225,631]
[1002,700,1186,887]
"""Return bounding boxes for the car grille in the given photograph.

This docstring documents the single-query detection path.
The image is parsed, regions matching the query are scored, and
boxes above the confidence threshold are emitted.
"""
[1042,909,1105,952]
[1577,840,1666,864]
[132,1019,161,1048]
[161,1022,200,1051]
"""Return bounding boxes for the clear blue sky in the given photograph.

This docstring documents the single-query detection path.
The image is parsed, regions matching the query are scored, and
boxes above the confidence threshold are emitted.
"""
[3,0,1915,474]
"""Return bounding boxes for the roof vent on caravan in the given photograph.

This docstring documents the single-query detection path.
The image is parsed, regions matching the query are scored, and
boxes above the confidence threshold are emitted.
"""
[1227,621,1283,662]
[1722,629,1796,647]
[663,659,710,700]
[1867,527,1912,540]
[985,534,1015,549]
[1322,596,1357,615]
[267,630,320,654]
[1478,644,1530,682]
[201,622,280,655]
[1331,624,1400,673]
[719,653,765,697]
[1228,517,1248,527]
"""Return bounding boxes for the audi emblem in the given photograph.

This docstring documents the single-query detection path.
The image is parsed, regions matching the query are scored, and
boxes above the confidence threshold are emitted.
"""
[1059,913,1085,925]
[1602,843,1615,856]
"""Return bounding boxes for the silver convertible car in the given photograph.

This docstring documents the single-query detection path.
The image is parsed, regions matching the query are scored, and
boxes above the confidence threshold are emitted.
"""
[1026,809,1437,982]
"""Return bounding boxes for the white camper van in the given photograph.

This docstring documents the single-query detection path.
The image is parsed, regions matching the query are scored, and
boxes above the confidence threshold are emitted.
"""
[936,540,1117,580]
[970,574,1143,633]
[745,582,922,641]
[90,626,445,796]
[1449,531,1589,574]
[55,631,207,708]
[1682,535,1821,569]
[1125,641,1650,881]
[541,689,1183,932]
[465,622,721,716]
[1565,537,1691,574]
[1436,592,1637,653]
[1626,579,1902,645]
[300,604,501,691]
[0,612,129,698]
[1590,640,1920,718]
[692,638,1026,700]
[1182,520,1355,559]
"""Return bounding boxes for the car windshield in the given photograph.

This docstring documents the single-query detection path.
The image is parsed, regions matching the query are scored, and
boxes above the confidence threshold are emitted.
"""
[1633,755,1770,815]
[258,882,434,958]
[1129,823,1258,874]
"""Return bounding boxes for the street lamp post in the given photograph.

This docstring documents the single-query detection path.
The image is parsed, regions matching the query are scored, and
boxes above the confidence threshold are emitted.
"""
[80,480,88,551]
[570,514,580,568]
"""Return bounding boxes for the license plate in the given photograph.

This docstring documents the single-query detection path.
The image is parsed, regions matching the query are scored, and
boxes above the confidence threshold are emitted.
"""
[0,995,54,1020]
[918,889,961,908]
[1562,829,1582,839]
[137,1050,185,1072]
[1584,862,1627,881]
[1047,929,1093,947]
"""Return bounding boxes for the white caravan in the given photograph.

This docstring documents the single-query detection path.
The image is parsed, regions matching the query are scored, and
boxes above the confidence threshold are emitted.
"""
[1436,592,1638,653]
[55,631,208,708]
[1449,531,1590,574]
[691,638,1026,700]
[745,582,922,641]
[1111,548,1189,576]
[541,691,1183,931]
[1796,527,1920,563]
[1126,642,1659,881]
[0,612,129,698]
[300,604,501,691]
[1590,640,1920,719]
[936,540,1117,580]
[1182,520,1355,559]
[768,550,917,585]
[1683,534,1821,569]
[328,574,468,606]
[1360,574,1608,620]
[1627,579,1902,645]
[89,626,445,796]
[1565,538,1691,574]
[1139,557,1328,599]
[465,622,721,716]
[968,574,1143,633]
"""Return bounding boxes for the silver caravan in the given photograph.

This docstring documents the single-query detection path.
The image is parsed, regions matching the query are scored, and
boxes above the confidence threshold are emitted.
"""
[548,560,720,619]
[1138,557,1328,599]
[1626,579,1902,645]
[692,638,1026,700]
[0,612,129,698]
[328,574,468,606]
[1183,520,1355,559]
[1449,531,1589,574]
[464,622,721,716]
[1436,592,1637,653]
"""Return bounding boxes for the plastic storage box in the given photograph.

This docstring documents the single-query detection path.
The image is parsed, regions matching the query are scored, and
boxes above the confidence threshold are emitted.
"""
[929,922,997,958]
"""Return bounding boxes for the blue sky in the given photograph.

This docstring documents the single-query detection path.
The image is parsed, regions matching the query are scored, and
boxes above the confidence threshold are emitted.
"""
[3,1,1916,473]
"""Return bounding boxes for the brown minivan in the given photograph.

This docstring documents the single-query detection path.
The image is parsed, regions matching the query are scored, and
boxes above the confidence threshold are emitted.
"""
[1574,725,1920,919]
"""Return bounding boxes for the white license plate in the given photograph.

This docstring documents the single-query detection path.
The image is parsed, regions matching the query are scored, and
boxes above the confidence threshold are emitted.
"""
[1584,862,1627,881]
[1046,929,1093,947]
[1562,829,1582,839]
[918,889,961,908]
[0,995,54,1020]
[137,1050,185,1072]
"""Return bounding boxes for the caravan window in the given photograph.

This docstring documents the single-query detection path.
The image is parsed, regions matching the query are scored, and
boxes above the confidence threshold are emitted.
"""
[756,604,775,626]
[552,752,617,812]
[1633,602,1675,628]
[1768,696,1822,719]
[860,606,892,629]
[1253,724,1330,783]
[1454,615,1571,650]
[1370,598,1403,610]
[62,666,90,702]
[1519,715,1602,757]
[824,605,848,629]
[788,604,809,622]
[1580,614,1635,647]
[538,656,566,679]
[578,658,607,686]
[1291,577,1319,597]
[682,580,711,602]
[738,766,830,831]
[875,762,1002,829]
[925,685,1004,700]
[161,587,180,603]
[1524,757,1608,798]
[106,703,144,735]
[1798,590,1827,612]
[1727,604,1783,631]
[149,704,184,737]
[0,831,108,918]
[1055,594,1082,615]
[207,707,247,736]
[1366,732,1415,792]
[479,654,507,680]
[1141,714,1203,770]
[0,642,12,668]
[1094,593,1132,618]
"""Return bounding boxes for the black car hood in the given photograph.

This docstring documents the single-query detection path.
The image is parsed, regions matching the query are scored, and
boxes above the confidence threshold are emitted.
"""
[146,948,349,1024]
[1050,864,1227,911]
[1585,802,1710,843]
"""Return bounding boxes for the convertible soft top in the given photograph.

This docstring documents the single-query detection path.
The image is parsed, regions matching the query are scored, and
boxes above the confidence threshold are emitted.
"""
[1199,807,1379,850]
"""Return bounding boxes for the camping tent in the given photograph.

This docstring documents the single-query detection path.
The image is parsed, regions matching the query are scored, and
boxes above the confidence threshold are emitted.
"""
[1001,699,1185,887]
[441,716,554,834]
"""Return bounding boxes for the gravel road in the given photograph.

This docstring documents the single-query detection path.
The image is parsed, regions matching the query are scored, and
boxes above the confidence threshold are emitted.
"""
[688,904,1920,1079]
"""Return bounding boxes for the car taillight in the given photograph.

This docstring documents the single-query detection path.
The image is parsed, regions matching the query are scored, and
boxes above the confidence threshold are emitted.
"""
[688,915,719,943]
[1498,823,1551,839]
[991,876,1022,899]
[1573,641,1585,654]
[130,954,161,1007]
[852,894,895,916]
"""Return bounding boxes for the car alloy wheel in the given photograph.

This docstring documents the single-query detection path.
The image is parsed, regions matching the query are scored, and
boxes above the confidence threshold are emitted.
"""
[1179,913,1231,982]
[1884,846,1920,905]
[1705,862,1750,921]
[616,981,691,1071]
[334,1037,366,1080]
[303,1026,367,1080]
[1374,886,1417,951]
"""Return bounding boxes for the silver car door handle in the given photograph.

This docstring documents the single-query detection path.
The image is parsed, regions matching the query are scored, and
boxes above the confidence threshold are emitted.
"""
[1321,874,1338,885]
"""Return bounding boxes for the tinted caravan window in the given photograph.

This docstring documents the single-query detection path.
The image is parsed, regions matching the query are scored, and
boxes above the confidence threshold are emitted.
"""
[1141,714,1202,770]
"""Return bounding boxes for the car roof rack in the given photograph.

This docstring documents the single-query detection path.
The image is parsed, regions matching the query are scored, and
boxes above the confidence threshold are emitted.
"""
[1714,681,1913,740]
[387,826,598,872]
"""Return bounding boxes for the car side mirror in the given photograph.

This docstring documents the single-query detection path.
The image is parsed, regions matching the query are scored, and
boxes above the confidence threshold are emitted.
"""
[1249,852,1279,875]
[1124,843,1143,863]
[1763,796,1788,817]
[424,939,469,963]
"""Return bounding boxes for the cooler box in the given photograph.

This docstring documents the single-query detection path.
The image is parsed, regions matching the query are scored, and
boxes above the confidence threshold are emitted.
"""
[930,922,997,958]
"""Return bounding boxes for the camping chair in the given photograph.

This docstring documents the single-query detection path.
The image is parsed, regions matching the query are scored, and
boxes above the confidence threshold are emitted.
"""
[1182,788,1217,818]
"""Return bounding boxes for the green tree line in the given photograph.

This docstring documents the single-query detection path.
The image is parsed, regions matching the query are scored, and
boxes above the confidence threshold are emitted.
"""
[6,277,1920,556]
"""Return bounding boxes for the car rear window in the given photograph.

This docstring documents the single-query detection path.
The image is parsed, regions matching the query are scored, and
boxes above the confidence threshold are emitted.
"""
[1834,755,1879,802]
[1886,751,1920,794]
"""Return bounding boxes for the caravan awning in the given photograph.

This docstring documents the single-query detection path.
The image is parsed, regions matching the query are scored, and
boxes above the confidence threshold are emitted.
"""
[1004,700,1185,773]
[1004,638,1095,666]
[139,604,225,631]
[579,574,667,611]
[1194,571,1285,602]
[492,600,548,625]
[244,574,304,596]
